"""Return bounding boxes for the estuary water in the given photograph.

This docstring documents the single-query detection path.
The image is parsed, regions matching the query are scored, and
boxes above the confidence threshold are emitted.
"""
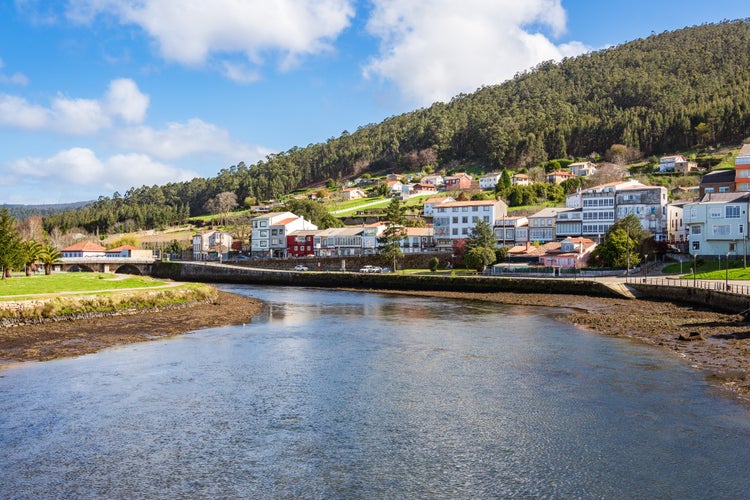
[2,285,750,498]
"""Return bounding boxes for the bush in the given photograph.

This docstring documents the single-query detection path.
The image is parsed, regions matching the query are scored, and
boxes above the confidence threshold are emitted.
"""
[428,257,439,272]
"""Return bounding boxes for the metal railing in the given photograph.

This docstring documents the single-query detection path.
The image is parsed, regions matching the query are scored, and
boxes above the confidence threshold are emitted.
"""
[625,276,750,295]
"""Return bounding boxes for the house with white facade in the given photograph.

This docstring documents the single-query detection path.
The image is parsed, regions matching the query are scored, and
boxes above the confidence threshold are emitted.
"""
[539,237,597,269]
[105,245,153,259]
[685,192,749,257]
[192,231,233,261]
[421,174,444,187]
[251,212,317,257]
[61,241,107,258]
[341,188,366,201]
[569,161,597,177]
[400,227,435,253]
[667,201,688,244]
[615,184,669,241]
[511,173,532,186]
[479,172,502,190]
[494,216,528,246]
[432,200,508,251]
[422,196,455,216]
[577,180,642,240]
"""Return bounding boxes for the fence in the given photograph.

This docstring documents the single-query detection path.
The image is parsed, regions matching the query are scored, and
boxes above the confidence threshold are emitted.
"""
[625,276,750,295]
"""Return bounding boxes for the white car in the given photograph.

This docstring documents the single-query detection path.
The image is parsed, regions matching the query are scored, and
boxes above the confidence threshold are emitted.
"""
[359,265,382,273]
[293,264,309,271]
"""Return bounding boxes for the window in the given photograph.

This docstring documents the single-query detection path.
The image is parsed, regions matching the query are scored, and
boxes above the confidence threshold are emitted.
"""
[691,225,702,235]
[472,216,478,223]
[462,207,468,212]
[484,216,490,222]
[713,225,730,236]
[462,228,468,235]
[472,206,478,212]
[452,228,458,235]
[462,216,468,223]
[692,241,700,251]
[705,188,715,193]
[709,208,722,218]
[726,206,741,218]
[719,187,731,193]
[452,217,458,223]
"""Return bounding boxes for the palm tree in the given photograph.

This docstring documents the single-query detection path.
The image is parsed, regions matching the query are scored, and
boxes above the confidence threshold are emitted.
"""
[19,240,44,276]
[38,244,62,275]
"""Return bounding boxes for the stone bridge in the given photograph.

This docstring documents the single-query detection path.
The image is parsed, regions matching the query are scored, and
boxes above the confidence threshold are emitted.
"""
[56,257,155,275]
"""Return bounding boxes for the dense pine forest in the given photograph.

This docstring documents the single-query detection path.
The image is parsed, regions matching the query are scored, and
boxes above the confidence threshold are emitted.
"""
[41,19,750,235]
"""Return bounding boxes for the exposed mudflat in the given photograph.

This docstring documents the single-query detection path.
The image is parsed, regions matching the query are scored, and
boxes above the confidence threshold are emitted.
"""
[0,291,261,365]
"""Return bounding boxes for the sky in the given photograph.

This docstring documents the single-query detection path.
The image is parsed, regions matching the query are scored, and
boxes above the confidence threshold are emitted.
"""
[1,1,749,205]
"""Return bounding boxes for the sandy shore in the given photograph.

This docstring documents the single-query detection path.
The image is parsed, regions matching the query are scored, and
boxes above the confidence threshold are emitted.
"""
[2,286,750,402]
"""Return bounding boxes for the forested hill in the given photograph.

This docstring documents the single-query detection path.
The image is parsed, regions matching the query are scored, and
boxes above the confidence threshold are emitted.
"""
[44,19,750,234]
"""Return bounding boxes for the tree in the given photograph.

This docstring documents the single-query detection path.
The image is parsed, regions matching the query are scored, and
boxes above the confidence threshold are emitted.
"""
[284,198,344,229]
[18,240,44,276]
[203,191,238,226]
[0,208,21,279]
[378,198,406,270]
[428,256,439,272]
[465,219,497,272]
[38,244,62,275]
[590,214,646,268]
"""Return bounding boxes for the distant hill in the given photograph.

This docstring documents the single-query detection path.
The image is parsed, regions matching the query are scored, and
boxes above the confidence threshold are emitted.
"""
[4,201,93,220]
[41,19,750,235]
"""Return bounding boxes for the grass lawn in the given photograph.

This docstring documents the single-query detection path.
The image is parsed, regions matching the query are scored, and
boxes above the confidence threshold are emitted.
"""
[0,273,170,298]
[662,258,750,280]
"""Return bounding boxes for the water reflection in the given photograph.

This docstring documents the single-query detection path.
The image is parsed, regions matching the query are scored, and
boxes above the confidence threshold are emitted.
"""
[1,285,750,498]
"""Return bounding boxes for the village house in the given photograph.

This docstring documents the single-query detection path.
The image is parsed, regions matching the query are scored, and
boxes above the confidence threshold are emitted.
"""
[546,170,575,184]
[387,180,404,195]
[105,245,153,259]
[61,241,106,258]
[699,169,735,198]
[538,237,597,269]
[400,227,435,253]
[511,173,532,186]
[421,174,444,187]
[251,212,317,258]
[733,143,750,191]
[422,196,455,216]
[192,230,233,261]
[553,207,583,240]
[341,187,367,201]
[615,184,669,241]
[432,199,508,251]
[494,216,528,246]
[659,155,697,173]
[569,161,597,177]
[527,207,569,243]
[685,191,749,257]
[479,172,502,190]
[443,172,473,191]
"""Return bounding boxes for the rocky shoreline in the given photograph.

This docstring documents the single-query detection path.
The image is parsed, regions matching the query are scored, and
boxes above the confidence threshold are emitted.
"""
[2,285,750,404]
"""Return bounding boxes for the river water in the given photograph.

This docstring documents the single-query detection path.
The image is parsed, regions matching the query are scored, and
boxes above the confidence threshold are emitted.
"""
[2,285,750,498]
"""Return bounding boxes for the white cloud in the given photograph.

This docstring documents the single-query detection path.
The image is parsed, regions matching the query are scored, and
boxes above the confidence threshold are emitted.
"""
[363,0,589,105]
[0,78,148,134]
[113,118,271,163]
[67,0,354,71]
[9,147,199,195]
[104,78,149,123]
[0,57,30,85]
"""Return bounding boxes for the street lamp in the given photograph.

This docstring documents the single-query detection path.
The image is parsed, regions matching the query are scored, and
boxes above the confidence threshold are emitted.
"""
[693,252,697,288]
[644,253,648,281]
[726,251,730,290]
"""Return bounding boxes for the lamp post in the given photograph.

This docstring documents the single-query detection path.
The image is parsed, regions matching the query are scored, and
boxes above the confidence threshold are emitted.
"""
[693,252,697,288]
[644,253,648,282]
[726,251,730,291]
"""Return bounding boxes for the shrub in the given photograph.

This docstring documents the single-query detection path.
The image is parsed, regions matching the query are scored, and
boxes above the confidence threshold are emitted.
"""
[428,257,439,272]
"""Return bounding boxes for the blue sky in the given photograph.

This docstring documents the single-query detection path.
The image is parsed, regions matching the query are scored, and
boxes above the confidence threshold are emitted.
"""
[1,0,748,205]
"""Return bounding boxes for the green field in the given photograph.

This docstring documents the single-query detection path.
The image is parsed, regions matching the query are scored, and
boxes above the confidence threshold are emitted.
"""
[0,273,169,298]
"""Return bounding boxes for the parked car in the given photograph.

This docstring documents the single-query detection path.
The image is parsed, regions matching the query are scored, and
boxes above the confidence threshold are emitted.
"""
[294,264,309,271]
[359,265,382,273]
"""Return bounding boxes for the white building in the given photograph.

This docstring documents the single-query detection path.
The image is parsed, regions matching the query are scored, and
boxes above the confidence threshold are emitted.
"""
[569,161,597,177]
[422,196,455,216]
[479,172,502,190]
[685,192,749,257]
[432,200,508,251]
[494,216,528,246]
[192,231,233,261]
[251,212,317,257]
[576,180,643,240]
[615,184,669,241]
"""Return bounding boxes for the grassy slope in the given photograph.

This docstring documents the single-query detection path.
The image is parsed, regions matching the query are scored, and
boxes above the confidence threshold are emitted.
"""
[0,273,168,298]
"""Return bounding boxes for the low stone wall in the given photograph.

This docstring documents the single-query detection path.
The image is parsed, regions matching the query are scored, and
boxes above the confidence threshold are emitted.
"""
[628,283,750,313]
[152,261,626,299]
[223,253,453,272]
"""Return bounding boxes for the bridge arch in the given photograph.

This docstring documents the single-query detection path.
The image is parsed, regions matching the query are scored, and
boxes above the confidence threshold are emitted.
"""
[114,264,143,275]
[69,264,95,272]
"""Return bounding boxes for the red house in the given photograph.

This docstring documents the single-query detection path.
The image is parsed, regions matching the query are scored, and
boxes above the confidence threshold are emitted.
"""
[286,231,318,257]
[444,172,472,191]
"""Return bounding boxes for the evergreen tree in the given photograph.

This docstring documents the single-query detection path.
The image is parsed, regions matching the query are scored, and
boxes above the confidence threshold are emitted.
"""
[0,208,21,279]
[378,198,406,270]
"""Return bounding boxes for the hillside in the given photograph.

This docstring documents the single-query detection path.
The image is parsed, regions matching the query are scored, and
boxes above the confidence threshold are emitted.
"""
[41,19,750,235]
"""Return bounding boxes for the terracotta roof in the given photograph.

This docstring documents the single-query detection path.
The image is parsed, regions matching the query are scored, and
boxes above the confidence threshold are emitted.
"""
[273,217,299,226]
[106,245,140,252]
[61,241,106,252]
